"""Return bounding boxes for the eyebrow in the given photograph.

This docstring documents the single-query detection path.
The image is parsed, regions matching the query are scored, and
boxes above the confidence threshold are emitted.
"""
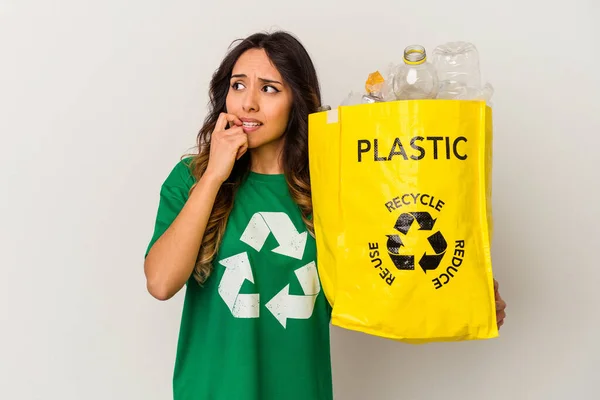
[230,74,283,85]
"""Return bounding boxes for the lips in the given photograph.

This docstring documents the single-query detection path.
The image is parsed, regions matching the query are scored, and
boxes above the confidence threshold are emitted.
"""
[241,118,262,125]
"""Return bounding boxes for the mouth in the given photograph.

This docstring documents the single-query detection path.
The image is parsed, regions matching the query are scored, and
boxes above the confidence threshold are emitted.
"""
[241,119,263,132]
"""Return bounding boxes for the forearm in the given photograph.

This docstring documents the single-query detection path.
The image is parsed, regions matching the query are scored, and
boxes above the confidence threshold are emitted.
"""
[144,174,222,300]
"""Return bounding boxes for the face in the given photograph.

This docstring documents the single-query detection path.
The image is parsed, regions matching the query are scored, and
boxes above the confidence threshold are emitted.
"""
[226,48,293,149]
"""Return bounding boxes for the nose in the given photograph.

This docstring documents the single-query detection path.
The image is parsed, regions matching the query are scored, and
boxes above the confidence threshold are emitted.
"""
[242,87,259,113]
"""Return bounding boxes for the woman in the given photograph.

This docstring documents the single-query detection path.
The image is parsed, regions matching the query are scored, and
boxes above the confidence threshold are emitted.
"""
[144,30,506,400]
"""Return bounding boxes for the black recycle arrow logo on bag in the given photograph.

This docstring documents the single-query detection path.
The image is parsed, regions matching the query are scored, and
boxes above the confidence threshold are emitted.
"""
[386,212,447,273]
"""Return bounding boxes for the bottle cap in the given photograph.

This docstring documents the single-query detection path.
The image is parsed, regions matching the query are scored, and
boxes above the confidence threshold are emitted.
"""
[365,71,385,95]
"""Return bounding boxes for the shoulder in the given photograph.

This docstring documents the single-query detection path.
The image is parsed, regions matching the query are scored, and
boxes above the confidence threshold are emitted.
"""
[162,156,197,189]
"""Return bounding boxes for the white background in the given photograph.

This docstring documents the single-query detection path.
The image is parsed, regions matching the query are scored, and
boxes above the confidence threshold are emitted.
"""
[1,1,599,399]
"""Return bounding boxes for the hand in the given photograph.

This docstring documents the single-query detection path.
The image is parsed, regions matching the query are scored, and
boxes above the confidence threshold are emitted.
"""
[204,113,248,184]
[494,279,506,329]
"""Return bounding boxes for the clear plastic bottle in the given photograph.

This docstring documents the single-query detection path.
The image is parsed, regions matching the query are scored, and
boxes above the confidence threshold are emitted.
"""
[432,41,482,100]
[392,45,439,100]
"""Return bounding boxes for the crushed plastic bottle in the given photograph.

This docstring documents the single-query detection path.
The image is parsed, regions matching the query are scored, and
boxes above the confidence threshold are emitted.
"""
[432,41,485,100]
[392,45,439,100]
[337,41,494,107]
[340,91,364,106]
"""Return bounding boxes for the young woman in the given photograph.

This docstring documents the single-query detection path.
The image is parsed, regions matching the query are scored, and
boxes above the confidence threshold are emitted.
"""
[144,30,506,400]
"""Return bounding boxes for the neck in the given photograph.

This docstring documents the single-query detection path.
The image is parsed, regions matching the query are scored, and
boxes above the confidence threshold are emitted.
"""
[249,138,285,175]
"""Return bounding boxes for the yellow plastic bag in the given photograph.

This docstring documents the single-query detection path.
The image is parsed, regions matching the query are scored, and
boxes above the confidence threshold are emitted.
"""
[309,100,497,343]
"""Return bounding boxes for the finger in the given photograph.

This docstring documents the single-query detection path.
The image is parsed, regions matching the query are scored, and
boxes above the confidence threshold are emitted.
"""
[494,279,499,292]
[228,114,243,127]
[498,320,504,329]
[236,144,248,160]
[214,113,227,132]
[215,113,242,131]
[235,136,249,160]
[496,310,506,322]
[224,125,245,136]
[495,300,506,311]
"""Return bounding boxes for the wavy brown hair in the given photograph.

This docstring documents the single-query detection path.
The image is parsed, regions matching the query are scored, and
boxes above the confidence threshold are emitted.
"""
[186,31,322,285]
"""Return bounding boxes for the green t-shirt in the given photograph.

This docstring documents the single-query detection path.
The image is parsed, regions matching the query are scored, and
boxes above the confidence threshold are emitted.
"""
[146,158,333,400]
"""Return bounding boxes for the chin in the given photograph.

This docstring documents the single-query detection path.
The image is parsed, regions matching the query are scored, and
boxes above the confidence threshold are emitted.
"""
[246,137,261,149]
[247,133,284,150]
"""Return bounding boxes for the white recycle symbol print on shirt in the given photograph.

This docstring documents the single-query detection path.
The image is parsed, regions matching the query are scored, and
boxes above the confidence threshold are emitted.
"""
[217,212,321,328]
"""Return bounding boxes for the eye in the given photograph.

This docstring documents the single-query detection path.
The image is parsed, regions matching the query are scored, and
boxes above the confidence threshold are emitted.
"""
[262,85,280,94]
[231,82,246,90]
